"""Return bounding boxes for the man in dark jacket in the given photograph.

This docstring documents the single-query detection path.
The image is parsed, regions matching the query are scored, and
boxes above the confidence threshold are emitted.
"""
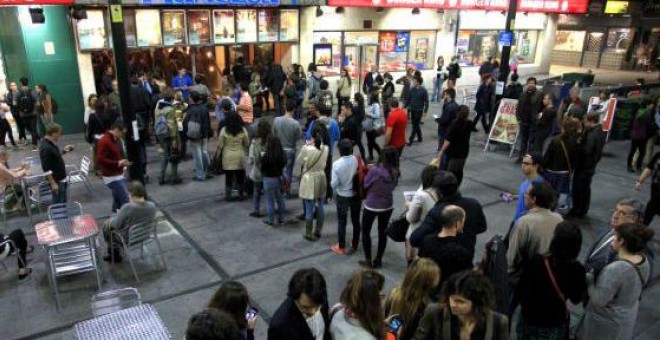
[130,76,152,179]
[362,64,383,94]
[478,56,493,79]
[338,102,359,143]
[265,63,287,116]
[232,57,251,85]
[183,91,213,181]
[268,268,331,340]
[410,171,487,262]
[516,77,543,162]
[568,113,606,218]
[473,76,494,133]
[407,76,429,145]
[435,88,458,152]
[503,73,523,100]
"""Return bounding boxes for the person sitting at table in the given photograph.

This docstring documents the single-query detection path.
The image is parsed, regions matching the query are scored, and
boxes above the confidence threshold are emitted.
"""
[0,148,30,212]
[102,181,157,262]
[0,229,34,280]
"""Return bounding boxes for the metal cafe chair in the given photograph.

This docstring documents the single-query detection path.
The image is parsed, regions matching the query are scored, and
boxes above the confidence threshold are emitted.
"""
[47,202,83,221]
[46,236,102,310]
[91,287,142,317]
[66,155,93,198]
[27,181,53,222]
[110,221,167,283]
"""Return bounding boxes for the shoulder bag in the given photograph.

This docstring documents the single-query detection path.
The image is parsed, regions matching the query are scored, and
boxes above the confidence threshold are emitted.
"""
[386,210,409,242]
[559,140,572,173]
[544,256,569,320]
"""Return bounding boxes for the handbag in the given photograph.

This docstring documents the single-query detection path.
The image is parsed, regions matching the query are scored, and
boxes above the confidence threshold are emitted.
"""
[386,210,410,242]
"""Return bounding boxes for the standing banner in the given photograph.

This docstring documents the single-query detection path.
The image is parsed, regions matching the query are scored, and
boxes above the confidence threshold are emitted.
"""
[485,98,519,157]
[588,96,617,132]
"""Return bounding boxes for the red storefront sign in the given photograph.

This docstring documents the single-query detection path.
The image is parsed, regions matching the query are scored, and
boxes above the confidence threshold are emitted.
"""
[0,0,74,4]
[327,0,588,13]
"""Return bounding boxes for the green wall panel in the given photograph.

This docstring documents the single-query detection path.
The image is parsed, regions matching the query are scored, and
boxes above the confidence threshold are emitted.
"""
[0,7,29,86]
[19,6,84,134]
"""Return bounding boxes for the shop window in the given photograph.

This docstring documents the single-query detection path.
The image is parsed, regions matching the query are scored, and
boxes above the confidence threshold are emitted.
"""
[378,31,409,73]
[213,9,236,44]
[512,31,538,65]
[76,9,107,50]
[163,10,186,46]
[605,28,634,54]
[313,32,342,77]
[457,30,499,66]
[409,31,436,70]
[258,9,278,43]
[554,30,586,52]
[236,9,258,43]
[187,10,211,45]
[344,32,378,45]
[135,9,162,47]
[279,9,299,42]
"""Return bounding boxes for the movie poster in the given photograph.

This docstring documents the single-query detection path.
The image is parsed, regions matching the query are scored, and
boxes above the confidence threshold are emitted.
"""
[213,10,235,44]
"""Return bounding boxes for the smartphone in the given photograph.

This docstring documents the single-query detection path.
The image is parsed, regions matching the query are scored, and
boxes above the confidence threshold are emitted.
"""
[388,316,403,333]
[245,306,259,320]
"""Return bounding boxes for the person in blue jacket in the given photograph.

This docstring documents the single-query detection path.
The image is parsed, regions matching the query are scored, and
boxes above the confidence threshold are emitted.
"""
[172,67,193,102]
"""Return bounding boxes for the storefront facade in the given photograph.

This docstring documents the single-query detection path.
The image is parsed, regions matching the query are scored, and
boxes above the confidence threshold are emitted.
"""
[73,0,300,100]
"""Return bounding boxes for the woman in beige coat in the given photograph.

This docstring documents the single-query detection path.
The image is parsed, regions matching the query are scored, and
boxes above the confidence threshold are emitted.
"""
[297,125,329,241]
[218,113,249,201]
[405,165,439,265]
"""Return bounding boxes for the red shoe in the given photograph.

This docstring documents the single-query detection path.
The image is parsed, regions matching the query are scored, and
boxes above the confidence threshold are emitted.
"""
[331,244,346,255]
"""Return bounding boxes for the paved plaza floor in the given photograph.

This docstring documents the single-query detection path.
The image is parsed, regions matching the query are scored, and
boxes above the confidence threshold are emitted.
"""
[1,69,659,339]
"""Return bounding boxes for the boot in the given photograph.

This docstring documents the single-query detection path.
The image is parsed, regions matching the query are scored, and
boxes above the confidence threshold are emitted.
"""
[313,215,324,240]
[303,220,315,241]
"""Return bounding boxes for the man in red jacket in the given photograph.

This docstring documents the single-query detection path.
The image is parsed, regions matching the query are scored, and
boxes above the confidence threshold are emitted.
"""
[96,122,131,213]
[384,98,408,159]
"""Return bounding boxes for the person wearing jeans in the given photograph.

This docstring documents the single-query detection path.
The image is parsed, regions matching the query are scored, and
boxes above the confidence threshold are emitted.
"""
[247,120,271,217]
[261,135,287,226]
[331,139,361,255]
[406,76,429,145]
[359,147,399,269]
[431,56,445,102]
[272,100,302,197]
[96,122,131,213]
[298,132,329,241]
[183,91,213,181]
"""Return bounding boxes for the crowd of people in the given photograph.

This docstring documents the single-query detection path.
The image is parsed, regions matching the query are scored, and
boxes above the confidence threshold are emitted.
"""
[1,54,658,339]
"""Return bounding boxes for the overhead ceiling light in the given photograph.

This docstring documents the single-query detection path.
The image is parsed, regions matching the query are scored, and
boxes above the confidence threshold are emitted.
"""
[316,6,323,17]
[412,8,420,15]
[29,7,45,24]
[336,7,345,14]
[376,7,384,13]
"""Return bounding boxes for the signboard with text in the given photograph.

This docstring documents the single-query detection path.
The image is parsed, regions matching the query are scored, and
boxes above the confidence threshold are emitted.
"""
[327,0,588,13]
[0,0,74,4]
[138,0,279,5]
[487,98,519,145]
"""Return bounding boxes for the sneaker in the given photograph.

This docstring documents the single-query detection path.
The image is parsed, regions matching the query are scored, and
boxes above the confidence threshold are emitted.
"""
[331,244,346,255]
[263,220,274,226]
[18,268,32,281]
[249,211,264,218]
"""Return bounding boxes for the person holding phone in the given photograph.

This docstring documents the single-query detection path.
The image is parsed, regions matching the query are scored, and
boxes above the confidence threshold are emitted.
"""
[269,268,331,340]
[96,121,131,213]
[39,123,75,204]
[207,281,257,340]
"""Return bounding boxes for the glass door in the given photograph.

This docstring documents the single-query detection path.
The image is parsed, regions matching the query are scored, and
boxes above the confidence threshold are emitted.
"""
[343,44,379,94]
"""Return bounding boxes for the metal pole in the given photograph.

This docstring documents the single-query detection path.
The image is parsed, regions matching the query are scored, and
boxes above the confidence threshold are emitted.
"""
[108,0,144,183]
[497,0,518,100]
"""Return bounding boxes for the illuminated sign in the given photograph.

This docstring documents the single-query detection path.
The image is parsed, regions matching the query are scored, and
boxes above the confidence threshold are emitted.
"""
[139,0,279,5]
[604,1,629,14]
[327,0,588,13]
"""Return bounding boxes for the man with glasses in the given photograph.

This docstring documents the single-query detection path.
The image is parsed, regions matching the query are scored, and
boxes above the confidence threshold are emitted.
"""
[503,153,545,248]
[268,268,330,340]
[584,198,650,279]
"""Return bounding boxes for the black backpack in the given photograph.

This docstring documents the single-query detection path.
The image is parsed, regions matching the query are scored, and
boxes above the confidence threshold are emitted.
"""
[18,90,35,115]
[318,90,333,115]
[51,97,59,114]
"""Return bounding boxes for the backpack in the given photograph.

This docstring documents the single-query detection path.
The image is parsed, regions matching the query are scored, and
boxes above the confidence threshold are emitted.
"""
[308,75,322,99]
[50,97,59,114]
[18,90,35,116]
[318,90,333,115]
[154,107,171,140]
[186,111,202,140]
[352,155,370,200]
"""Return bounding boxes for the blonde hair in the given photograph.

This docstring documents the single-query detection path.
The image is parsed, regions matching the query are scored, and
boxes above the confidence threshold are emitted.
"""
[387,258,440,326]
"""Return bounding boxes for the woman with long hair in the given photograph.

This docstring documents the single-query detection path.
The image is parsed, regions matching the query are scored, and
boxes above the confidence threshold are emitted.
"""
[543,117,580,207]
[518,221,586,339]
[84,94,98,127]
[247,120,271,218]
[352,93,367,161]
[207,281,257,340]
[359,147,400,269]
[581,222,654,339]
[385,258,440,340]
[330,269,385,340]
[364,91,383,162]
[405,166,440,265]
[432,56,445,102]
[414,271,509,339]
[297,124,329,241]
[337,68,352,115]
[437,105,473,187]
[261,135,287,226]
[218,112,249,201]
